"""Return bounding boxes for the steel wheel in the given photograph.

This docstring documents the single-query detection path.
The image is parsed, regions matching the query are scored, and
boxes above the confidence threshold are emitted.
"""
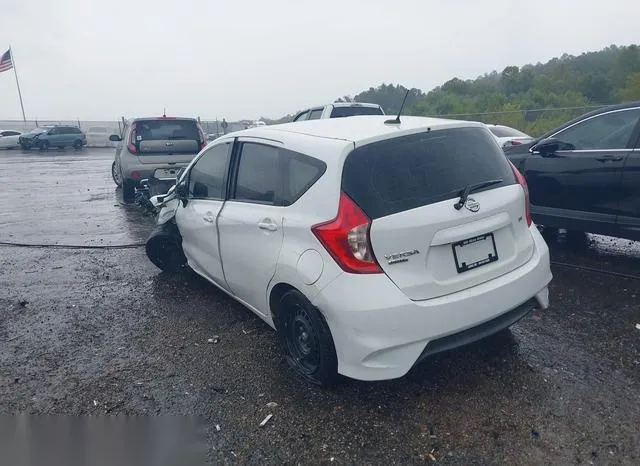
[285,305,321,375]
[276,290,338,386]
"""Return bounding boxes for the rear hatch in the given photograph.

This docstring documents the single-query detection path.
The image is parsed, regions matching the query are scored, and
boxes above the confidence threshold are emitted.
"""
[342,126,534,301]
[131,118,204,164]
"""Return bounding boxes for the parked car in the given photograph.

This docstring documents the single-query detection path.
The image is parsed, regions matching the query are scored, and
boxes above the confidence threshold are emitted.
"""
[505,101,640,241]
[293,102,385,122]
[145,115,552,385]
[109,116,207,203]
[486,124,534,148]
[0,129,22,149]
[19,125,86,150]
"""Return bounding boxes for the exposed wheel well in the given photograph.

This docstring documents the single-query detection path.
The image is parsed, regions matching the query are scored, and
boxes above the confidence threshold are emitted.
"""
[269,283,296,320]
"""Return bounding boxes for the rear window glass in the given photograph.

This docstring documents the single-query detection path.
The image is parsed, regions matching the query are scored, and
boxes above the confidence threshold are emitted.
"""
[342,127,516,219]
[488,126,528,138]
[330,106,383,118]
[135,120,199,141]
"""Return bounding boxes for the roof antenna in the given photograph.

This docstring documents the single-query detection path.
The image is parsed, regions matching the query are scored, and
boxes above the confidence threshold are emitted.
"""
[385,89,411,125]
[163,108,166,118]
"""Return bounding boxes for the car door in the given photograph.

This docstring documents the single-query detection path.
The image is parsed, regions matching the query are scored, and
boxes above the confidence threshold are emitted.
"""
[523,107,640,233]
[618,114,640,239]
[217,139,284,316]
[175,141,233,290]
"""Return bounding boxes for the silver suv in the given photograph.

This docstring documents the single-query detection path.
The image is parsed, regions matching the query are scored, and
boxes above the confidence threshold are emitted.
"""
[110,116,206,202]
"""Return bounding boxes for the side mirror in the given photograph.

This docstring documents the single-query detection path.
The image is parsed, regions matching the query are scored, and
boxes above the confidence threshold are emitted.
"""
[109,134,122,142]
[532,138,560,157]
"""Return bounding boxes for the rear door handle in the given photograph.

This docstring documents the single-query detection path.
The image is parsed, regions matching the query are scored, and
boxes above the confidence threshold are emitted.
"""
[203,212,215,223]
[596,155,623,162]
[258,219,278,231]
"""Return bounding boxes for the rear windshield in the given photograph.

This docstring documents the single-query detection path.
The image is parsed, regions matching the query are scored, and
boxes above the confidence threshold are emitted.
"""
[134,119,201,154]
[330,106,383,118]
[342,127,517,219]
[135,119,199,140]
[488,126,528,138]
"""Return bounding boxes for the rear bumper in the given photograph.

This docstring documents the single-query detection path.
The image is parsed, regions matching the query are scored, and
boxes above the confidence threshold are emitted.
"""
[311,226,552,381]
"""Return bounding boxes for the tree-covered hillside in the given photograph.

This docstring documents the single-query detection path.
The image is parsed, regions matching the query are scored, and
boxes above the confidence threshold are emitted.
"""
[264,45,640,135]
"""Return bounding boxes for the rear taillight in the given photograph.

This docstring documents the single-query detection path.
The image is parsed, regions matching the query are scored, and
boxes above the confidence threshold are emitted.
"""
[312,192,382,274]
[128,125,138,154]
[509,161,532,226]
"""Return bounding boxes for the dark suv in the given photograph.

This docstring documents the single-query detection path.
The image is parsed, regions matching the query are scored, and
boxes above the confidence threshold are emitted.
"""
[19,125,87,150]
[505,101,640,241]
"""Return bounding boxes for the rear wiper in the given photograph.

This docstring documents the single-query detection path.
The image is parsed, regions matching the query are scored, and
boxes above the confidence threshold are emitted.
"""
[454,179,503,210]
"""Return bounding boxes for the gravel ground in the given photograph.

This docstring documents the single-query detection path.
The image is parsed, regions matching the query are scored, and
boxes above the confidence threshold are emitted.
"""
[1,148,639,464]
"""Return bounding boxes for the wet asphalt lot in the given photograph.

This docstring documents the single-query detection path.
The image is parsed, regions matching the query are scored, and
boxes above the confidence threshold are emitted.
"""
[1,148,639,465]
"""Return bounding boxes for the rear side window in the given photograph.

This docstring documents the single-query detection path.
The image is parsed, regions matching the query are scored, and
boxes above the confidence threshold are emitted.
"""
[232,143,326,206]
[293,111,309,122]
[136,120,199,141]
[342,127,516,219]
[330,106,383,118]
[282,153,326,206]
[308,109,324,120]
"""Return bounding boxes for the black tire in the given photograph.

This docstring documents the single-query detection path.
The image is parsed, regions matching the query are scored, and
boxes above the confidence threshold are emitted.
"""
[111,161,122,187]
[73,139,82,150]
[122,178,136,203]
[38,140,49,151]
[275,290,338,386]
[145,222,187,273]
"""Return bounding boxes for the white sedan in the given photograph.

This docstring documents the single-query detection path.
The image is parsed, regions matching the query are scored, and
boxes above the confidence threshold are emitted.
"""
[487,124,533,148]
[0,129,22,149]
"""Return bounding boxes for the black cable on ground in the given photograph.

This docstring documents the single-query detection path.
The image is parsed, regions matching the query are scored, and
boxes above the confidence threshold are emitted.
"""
[551,261,640,281]
[0,241,145,250]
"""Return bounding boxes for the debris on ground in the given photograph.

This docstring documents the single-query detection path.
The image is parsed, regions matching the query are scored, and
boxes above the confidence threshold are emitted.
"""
[18,300,28,307]
[266,402,278,408]
[260,414,273,427]
[216,424,221,432]
[207,336,220,344]
[635,323,640,330]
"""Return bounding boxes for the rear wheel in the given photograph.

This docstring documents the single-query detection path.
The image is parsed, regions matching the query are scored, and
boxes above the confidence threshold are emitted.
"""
[122,178,136,203]
[111,162,122,187]
[145,223,187,272]
[275,290,338,386]
[73,139,83,150]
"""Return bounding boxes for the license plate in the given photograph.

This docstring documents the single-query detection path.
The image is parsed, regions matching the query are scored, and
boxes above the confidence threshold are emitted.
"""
[154,168,179,179]
[452,233,498,273]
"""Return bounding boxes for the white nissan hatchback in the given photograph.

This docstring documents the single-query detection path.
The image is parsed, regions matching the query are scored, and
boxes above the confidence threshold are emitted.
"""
[146,115,552,386]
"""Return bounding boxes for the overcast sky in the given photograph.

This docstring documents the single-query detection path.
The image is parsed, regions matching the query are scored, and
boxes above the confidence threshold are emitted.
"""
[1,0,639,121]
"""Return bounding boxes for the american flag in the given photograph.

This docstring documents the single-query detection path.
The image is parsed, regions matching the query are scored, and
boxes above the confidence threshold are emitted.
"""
[0,49,13,73]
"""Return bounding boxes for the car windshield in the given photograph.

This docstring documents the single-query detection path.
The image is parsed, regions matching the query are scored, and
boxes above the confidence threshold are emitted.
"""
[488,126,529,138]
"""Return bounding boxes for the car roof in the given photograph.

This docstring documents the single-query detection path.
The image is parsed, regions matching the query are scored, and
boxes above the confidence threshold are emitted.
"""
[129,116,197,123]
[227,115,484,150]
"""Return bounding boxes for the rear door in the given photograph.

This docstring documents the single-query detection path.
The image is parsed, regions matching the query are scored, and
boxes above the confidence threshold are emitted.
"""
[524,107,640,232]
[133,118,204,164]
[217,140,285,315]
[343,126,532,301]
[176,141,233,289]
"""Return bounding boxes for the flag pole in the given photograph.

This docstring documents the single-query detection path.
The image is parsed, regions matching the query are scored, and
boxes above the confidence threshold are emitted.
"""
[9,46,27,123]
